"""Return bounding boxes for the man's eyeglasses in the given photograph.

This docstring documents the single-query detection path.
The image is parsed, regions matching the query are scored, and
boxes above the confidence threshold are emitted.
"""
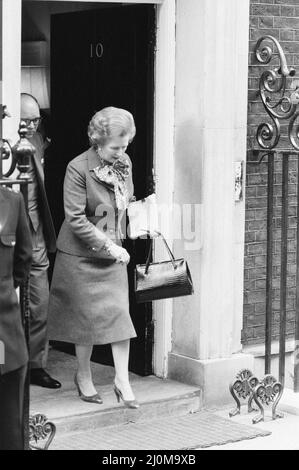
[21,117,42,127]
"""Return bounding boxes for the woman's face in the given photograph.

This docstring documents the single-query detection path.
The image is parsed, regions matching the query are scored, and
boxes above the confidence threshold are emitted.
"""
[98,135,130,164]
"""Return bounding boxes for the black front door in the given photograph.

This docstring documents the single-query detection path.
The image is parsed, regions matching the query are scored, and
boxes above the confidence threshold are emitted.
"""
[47,4,156,375]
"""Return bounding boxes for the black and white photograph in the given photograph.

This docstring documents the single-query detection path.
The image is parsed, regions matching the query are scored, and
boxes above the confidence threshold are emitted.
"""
[0,0,299,455]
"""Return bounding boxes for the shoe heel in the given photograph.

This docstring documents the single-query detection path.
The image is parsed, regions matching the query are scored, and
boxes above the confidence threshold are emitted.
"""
[113,384,140,409]
[74,374,81,397]
[74,374,103,404]
[113,385,121,403]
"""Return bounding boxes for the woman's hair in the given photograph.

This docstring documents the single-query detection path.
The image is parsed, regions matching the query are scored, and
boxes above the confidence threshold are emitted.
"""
[88,107,136,147]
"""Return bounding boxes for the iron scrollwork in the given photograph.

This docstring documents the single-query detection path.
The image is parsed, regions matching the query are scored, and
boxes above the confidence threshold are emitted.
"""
[0,106,16,177]
[251,374,284,424]
[288,110,299,150]
[29,413,56,450]
[229,369,259,417]
[0,120,35,180]
[254,35,299,150]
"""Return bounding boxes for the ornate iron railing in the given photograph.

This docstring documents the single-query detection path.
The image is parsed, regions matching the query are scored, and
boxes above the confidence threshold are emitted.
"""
[254,35,298,150]
[252,36,299,393]
[230,35,299,424]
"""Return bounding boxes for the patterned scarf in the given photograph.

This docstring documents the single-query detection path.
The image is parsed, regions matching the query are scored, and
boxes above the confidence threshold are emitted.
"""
[93,153,131,210]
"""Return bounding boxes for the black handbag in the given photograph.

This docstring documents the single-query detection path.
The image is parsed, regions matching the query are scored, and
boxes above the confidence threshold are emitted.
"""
[134,231,194,303]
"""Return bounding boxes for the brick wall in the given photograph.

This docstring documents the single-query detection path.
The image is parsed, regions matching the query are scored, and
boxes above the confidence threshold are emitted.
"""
[244,0,299,345]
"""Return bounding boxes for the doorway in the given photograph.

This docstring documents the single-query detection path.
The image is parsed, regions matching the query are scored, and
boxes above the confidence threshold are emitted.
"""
[22,2,156,376]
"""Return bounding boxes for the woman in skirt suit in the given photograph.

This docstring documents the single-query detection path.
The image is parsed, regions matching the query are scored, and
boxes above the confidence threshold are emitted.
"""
[48,107,139,408]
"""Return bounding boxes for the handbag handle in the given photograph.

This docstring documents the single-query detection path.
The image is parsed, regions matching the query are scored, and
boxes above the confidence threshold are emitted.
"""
[140,230,177,274]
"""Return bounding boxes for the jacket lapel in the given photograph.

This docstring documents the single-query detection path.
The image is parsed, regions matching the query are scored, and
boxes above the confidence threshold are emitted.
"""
[32,151,44,183]
[87,147,114,192]
[31,145,57,252]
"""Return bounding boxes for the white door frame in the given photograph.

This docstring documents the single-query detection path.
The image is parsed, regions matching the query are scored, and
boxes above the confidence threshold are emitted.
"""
[7,0,176,377]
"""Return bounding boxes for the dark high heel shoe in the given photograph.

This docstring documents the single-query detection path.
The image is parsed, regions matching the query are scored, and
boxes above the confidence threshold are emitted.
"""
[113,383,140,409]
[74,374,103,404]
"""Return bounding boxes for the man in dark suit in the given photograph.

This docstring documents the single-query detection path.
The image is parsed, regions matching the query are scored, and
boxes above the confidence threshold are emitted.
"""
[20,93,61,388]
[0,186,31,450]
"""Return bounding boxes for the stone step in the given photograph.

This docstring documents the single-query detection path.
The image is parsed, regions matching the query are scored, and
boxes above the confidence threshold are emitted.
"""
[51,387,201,436]
[30,351,201,438]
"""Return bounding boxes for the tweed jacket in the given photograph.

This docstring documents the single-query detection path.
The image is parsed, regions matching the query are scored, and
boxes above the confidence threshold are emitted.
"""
[29,133,56,253]
[0,187,32,375]
[57,147,134,258]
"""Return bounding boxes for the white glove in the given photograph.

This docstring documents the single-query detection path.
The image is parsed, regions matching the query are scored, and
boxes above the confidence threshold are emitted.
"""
[103,239,130,264]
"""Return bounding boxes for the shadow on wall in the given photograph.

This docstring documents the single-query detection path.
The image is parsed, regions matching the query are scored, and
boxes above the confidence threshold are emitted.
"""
[171,119,203,254]
[174,119,203,205]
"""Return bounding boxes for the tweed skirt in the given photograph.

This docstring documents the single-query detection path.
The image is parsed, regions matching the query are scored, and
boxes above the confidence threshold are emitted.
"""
[47,250,137,345]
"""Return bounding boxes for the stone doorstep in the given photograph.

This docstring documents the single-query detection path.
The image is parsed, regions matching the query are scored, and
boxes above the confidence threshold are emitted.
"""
[30,350,200,430]
[29,350,202,437]
[49,391,201,436]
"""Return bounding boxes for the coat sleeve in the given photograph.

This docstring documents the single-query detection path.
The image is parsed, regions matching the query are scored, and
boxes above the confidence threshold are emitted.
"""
[63,161,109,250]
[13,193,32,287]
